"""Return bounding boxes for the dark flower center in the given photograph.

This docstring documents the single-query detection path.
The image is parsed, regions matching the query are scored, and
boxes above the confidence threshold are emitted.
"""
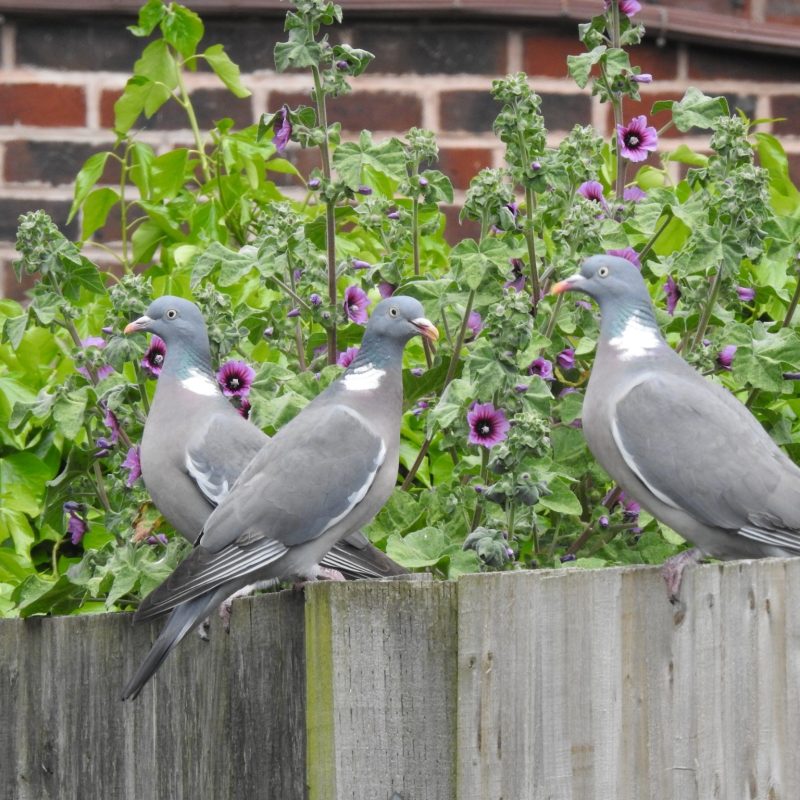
[152,353,164,367]
[626,133,640,147]
[477,420,493,436]
[229,377,241,388]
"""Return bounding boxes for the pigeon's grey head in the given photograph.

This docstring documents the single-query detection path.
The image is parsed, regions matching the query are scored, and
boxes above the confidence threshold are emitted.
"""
[551,255,651,309]
[363,296,439,344]
[124,296,208,347]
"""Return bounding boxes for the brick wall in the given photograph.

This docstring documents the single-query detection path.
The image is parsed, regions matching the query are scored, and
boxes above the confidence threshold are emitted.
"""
[0,5,799,299]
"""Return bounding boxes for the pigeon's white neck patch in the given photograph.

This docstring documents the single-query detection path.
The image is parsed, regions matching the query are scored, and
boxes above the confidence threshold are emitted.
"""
[180,368,219,397]
[342,362,385,391]
[608,315,661,360]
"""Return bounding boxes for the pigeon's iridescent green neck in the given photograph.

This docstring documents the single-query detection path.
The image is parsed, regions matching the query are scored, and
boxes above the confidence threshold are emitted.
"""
[162,336,215,381]
[349,331,407,371]
[601,297,661,341]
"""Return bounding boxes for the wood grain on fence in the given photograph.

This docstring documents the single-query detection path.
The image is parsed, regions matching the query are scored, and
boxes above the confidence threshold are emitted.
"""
[2,560,800,799]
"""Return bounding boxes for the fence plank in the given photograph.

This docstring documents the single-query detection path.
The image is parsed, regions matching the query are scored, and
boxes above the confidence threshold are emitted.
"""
[305,577,457,800]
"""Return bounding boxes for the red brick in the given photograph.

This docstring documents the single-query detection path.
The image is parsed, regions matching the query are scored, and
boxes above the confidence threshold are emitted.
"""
[441,205,481,246]
[270,91,422,134]
[767,0,800,23]
[787,154,800,187]
[772,96,800,137]
[436,148,494,191]
[4,140,121,186]
[2,259,38,304]
[440,90,497,134]
[0,84,85,127]
[0,198,77,242]
[688,45,800,82]
[651,0,750,14]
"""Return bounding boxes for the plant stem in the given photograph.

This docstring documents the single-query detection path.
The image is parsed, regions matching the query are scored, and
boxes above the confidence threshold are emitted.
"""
[783,262,800,328]
[269,274,314,313]
[311,64,338,366]
[175,65,211,184]
[400,439,431,491]
[470,447,489,531]
[691,265,723,352]
[118,146,131,270]
[524,185,541,313]
[638,210,673,262]
[609,1,624,202]
[288,259,307,371]
[566,521,595,556]
[543,292,565,341]
[134,363,150,415]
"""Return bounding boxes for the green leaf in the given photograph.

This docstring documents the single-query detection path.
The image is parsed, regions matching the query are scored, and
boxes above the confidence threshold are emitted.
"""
[53,387,89,439]
[274,29,323,73]
[129,142,155,198]
[566,45,606,89]
[13,574,79,617]
[150,148,189,200]
[80,188,120,240]
[204,44,251,98]
[663,144,708,167]
[0,452,53,516]
[0,509,35,561]
[537,478,582,515]
[69,152,111,223]
[128,0,166,37]
[3,312,29,350]
[162,3,204,59]
[386,527,449,568]
[332,131,406,192]
[668,87,729,132]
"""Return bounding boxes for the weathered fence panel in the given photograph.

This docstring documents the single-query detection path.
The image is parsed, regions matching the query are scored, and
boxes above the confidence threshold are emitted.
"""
[3,560,800,799]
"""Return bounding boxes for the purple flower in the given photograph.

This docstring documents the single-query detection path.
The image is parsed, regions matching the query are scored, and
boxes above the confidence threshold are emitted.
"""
[101,325,114,335]
[310,293,322,306]
[465,311,483,342]
[141,335,166,378]
[121,446,141,488]
[410,367,424,377]
[623,186,647,202]
[605,0,642,17]
[528,357,554,382]
[622,498,640,523]
[95,436,113,458]
[387,210,400,220]
[356,185,372,196]
[664,276,681,316]
[343,285,371,324]
[335,59,349,70]
[77,337,114,381]
[632,73,653,84]
[104,407,121,444]
[308,178,321,190]
[217,360,255,398]
[467,402,510,448]
[147,533,169,546]
[560,553,577,563]
[287,308,301,318]
[412,400,429,417]
[784,372,800,381]
[272,105,292,153]
[64,502,88,546]
[238,398,251,419]
[606,247,641,269]
[514,383,529,393]
[505,258,526,292]
[556,347,575,370]
[617,115,658,162]
[736,286,756,302]
[531,160,542,171]
[378,281,396,299]
[418,177,429,188]
[718,345,737,371]
[598,515,610,528]
[352,259,371,271]
[577,180,608,208]
[558,387,578,398]
[263,326,274,338]
[575,299,592,311]
[337,346,360,368]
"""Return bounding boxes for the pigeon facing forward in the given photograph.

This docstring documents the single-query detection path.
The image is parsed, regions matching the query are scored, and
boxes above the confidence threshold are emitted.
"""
[553,255,800,599]
[124,296,407,583]
[121,296,438,699]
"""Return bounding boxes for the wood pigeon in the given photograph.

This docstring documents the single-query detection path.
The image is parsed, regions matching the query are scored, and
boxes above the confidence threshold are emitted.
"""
[124,295,408,584]
[121,296,438,699]
[553,254,800,600]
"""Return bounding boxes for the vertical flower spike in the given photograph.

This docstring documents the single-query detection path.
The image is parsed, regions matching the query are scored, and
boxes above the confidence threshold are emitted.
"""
[141,336,166,378]
[343,285,371,324]
[217,360,256,398]
[617,116,658,162]
[467,403,510,448]
[122,446,142,487]
[272,105,292,153]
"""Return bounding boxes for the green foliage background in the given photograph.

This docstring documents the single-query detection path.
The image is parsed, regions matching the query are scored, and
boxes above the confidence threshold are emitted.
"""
[2,0,800,617]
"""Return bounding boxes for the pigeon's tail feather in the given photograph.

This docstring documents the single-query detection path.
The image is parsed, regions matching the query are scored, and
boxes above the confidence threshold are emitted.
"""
[121,591,221,701]
[321,539,408,580]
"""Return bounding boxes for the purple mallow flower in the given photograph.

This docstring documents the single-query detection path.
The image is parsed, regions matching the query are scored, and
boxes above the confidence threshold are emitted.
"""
[272,105,292,153]
[418,176,429,188]
[465,311,483,342]
[378,281,396,299]
[577,180,608,208]
[617,115,658,162]
[387,210,400,220]
[664,276,681,316]
[64,502,88,546]
[605,0,642,17]
[104,407,121,444]
[623,186,647,202]
[556,347,575,370]
[95,437,113,458]
[122,446,141,488]
[505,258,526,292]
[141,335,166,378]
[147,533,169,546]
[531,160,542,171]
[335,59,349,70]
[467,402,510,448]
[352,259,371,271]
[528,357,554,382]
[343,285,371,324]
[217,360,255,398]
[736,286,756,302]
[412,400,429,417]
[337,346,360,368]
[718,345,737,371]
[599,515,610,528]
[607,247,641,269]
[238,398,251,420]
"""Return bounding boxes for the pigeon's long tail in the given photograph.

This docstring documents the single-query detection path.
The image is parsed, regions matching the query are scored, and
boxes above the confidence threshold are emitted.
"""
[121,591,222,701]
[321,536,408,580]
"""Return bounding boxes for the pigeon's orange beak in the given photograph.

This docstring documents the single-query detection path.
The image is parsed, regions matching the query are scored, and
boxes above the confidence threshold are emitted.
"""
[124,315,153,335]
[550,273,584,295]
[412,317,439,342]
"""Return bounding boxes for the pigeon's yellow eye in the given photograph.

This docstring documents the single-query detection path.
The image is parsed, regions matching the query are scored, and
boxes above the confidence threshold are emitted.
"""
[598,266,609,278]
[389,307,398,317]
[166,309,178,319]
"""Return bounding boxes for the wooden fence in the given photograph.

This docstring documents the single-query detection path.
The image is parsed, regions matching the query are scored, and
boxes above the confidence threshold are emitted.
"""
[2,559,799,799]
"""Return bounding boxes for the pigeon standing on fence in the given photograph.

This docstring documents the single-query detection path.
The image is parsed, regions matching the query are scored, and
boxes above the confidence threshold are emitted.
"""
[124,296,408,585]
[121,296,438,699]
[552,254,800,600]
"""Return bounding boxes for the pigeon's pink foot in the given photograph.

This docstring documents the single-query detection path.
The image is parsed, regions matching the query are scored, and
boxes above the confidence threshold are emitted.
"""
[317,566,346,582]
[218,580,279,631]
[197,618,211,641]
[661,547,703,605]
